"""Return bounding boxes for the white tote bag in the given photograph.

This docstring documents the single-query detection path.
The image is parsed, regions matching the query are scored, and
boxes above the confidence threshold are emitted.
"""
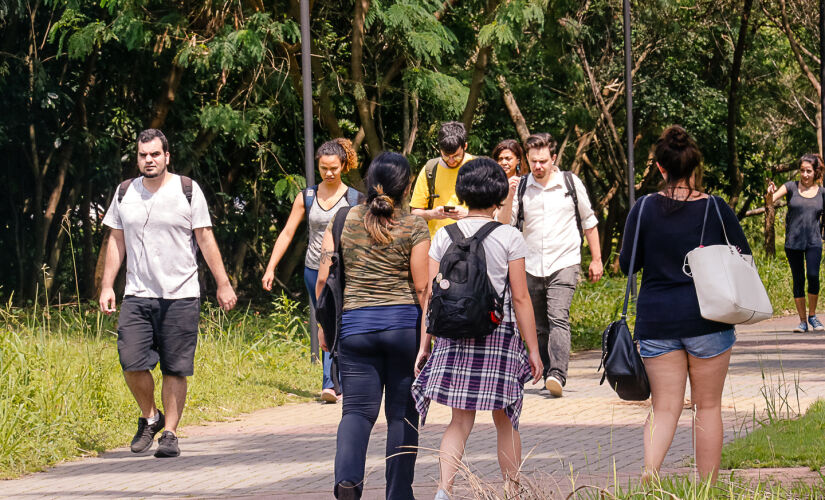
[683,196,772,325]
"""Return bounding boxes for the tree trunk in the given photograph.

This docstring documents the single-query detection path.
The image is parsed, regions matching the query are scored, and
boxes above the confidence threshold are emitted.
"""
[81,182,95,297]
[497,74,530,142]
[726,0,754,207]
[150,63,185,129]
[461,45,492,131]
[402,90,420,156]
[764,192,776,258]
[351,0,382,158]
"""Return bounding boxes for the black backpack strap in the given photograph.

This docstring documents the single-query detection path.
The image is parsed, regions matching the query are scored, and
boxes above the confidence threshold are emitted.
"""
[471,221,502,244]
[515,174,529,231]
[179,175,193,205]
[443,222,464,243]
[563,171,584,242]
[424,158,440,209]
[117,178,134,203]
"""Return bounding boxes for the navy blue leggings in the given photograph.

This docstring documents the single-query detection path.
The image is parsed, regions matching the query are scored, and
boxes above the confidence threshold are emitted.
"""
[785,247,822,298]
[334,328,419,500]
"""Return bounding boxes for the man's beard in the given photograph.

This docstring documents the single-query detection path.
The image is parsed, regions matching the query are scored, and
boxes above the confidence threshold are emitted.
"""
[142,165,166,178]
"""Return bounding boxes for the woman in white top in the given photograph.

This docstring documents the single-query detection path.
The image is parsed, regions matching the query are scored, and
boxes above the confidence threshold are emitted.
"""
[412,157,542,499]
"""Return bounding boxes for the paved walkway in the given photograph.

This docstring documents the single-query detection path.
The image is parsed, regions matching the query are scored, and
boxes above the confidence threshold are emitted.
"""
[2,316,824,499]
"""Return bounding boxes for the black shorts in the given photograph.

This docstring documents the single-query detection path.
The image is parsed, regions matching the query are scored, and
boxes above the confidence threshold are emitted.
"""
[117,296,201,377]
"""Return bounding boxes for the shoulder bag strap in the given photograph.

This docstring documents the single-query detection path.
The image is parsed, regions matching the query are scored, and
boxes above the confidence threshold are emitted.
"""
[179,175,193,205]
[698,194,713,247]
[708,195,732,246]
[621,195,648,319]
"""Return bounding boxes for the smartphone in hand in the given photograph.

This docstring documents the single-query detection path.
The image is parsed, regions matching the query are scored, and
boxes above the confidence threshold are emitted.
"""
[443,205,455,213]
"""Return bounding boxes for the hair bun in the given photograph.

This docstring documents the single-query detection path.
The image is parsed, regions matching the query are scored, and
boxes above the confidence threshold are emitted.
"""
[665,126,691,148]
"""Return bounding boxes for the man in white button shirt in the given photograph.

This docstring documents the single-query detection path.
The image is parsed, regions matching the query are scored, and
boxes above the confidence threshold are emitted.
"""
[498,133,603,397]
[99,129,237,457]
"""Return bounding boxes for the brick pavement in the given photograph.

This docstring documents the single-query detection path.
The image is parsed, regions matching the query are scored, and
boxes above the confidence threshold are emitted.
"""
[2,316,824,499]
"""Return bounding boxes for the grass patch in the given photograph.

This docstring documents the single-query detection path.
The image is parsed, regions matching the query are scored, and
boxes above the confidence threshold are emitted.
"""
[585,473,825,499]
[0,294,318,479]
[722,399,825,471]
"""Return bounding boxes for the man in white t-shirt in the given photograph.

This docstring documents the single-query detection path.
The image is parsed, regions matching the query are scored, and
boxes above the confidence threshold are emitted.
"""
[498,132,603,397]
[99,129,237,458]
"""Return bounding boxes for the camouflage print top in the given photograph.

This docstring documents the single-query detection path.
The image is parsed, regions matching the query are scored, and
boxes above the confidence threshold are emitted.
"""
[330,204,430,311]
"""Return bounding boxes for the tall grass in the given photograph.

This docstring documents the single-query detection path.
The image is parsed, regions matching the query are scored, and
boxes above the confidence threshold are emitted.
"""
[0,294,318,478]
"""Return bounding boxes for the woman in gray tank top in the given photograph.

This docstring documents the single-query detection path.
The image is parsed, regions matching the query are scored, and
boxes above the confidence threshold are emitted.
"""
[262,138,363,402]
[768,154,825,332]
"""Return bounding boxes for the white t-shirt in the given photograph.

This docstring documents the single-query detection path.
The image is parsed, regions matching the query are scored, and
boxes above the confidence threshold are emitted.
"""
[102,175,212,299]
[429,219,528,309]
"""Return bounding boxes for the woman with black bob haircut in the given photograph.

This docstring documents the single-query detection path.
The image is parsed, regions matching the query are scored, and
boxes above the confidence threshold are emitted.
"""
[455,156,510,208]
[316,151,430,500]
[413,157,542,499]
[619,125,752,484]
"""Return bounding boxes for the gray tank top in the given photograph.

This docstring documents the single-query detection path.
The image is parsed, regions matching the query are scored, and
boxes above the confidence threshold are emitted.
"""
[305,193,351,269]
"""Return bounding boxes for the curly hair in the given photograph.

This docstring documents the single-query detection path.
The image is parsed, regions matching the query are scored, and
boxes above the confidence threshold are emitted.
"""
[800,153,824,182]
[315,137,358,173]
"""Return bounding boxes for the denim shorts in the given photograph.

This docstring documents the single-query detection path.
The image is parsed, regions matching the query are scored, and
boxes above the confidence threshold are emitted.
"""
[639,329,736,359]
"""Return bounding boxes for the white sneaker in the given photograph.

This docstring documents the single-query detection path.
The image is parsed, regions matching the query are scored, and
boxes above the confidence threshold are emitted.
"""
[434,489,450,500]
[320,388,338,403]
[545,376,563,397]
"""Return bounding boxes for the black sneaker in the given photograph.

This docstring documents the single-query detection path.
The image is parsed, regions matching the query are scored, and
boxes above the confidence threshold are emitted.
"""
[154,431,180,458]
[130,411,165,453]
[336,480,359,500]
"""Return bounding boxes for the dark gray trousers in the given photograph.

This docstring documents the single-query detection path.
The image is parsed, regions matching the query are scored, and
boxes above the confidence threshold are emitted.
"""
[526,265,579,386]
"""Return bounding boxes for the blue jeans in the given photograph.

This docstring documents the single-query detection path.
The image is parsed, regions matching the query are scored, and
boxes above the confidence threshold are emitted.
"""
[334,328,419,500]
[304,267,334,391]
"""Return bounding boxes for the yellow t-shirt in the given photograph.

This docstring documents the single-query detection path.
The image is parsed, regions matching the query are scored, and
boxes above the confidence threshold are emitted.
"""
[409,153,476,237]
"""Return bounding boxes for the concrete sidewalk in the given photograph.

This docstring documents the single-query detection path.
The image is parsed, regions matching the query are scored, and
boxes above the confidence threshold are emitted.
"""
[2,316,823,499]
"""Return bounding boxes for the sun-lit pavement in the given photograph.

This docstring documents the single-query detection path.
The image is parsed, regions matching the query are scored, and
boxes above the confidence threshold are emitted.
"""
[2,316,823,499]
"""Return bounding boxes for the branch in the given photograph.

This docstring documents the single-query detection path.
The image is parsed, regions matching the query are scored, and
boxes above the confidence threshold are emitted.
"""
[774,0,821,95]
[496,74,530,142]
[351,0,382,157]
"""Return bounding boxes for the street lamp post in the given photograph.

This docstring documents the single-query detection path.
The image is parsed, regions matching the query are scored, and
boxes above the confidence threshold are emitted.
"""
[300,0,318,362]
[624,0,635,206]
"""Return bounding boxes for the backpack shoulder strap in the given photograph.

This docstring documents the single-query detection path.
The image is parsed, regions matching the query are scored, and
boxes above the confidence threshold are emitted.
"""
[302,185,318,218]
[515,174,529,231]
[179,175,193,205]
[345,186,363,206]
[472,221,503,244]
[444,222,464,243]
[331,206,351,253]
[117,178,134,203]
[424,158,440,210]
[563,171,584,242]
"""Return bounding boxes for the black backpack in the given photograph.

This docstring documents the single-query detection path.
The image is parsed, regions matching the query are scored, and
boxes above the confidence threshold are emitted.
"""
[427,221,506,339]
[315,207,351,391]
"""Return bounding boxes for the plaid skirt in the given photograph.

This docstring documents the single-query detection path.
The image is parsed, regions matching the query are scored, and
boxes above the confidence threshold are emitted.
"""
[411,320,531,429]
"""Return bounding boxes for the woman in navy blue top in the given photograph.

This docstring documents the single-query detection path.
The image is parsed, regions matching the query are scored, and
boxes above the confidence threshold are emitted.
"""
[619,126,752,484]
[767,154,825,333]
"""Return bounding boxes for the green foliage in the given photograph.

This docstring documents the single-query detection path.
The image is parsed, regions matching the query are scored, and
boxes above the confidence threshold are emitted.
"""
[405,67,469,118]
[0,297,317,478]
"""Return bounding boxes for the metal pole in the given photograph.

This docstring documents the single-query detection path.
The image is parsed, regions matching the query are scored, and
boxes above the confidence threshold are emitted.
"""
[820,0,825,156]
[300,0,319,362]
[623,0,638,299]
[624,0,635,206]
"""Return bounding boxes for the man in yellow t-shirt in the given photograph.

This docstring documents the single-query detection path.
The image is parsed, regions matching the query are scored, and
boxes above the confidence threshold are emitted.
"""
[410,121,475,237]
